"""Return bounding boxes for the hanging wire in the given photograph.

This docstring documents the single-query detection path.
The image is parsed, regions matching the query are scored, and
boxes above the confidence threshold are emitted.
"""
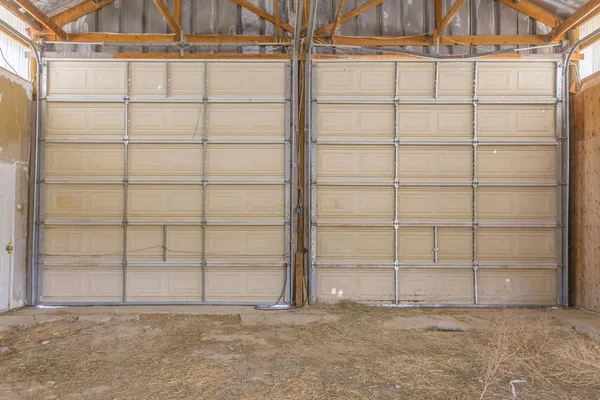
[0,45,19,76]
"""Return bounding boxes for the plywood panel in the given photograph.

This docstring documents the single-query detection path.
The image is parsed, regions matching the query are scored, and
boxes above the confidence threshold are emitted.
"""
[129,62,166,96]
[398,228,433,262]
[478,268,557,304]
[316,268,394,301]
[316,104,394,140]
[44,184,123,220]
[129,144,203,178]
[397,269,473,303]
[47,61,126,96]
[317,227,394,263]
[477,105,555,140]
[207,63,285,97]
[205,267,284,301]
[316,145,395,180]
[45,103,125,139]
[44,226,123,259]
[316,62,395,98]
[169,62,205,97]
[207,144,284,179]
[477,228,557,262]
[206,185,284,220]
[127,267,203,301]
[477,62,555,97]
[207,104,284,138]
[477,145,556,181]
[206,226,284,261]
[398,146,472,179]
[398,105,472,139]
[438,62,474,97]
[397,62,435,97]
[128,185,202,220]
[477,187,557,222]
[44,143,124,179]
[129,103,203,138]
[317,186,394,222]
[398,187,472,221]
[42,267,123,302]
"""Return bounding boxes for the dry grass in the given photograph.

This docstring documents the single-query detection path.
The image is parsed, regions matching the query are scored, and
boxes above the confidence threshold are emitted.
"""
[0,305,599,400]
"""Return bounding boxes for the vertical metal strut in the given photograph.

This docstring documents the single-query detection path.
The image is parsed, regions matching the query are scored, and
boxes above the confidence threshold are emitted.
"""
[122,61,130,302]
[394,61,400,305]
[472,61,479,305]
[201,61,208,302]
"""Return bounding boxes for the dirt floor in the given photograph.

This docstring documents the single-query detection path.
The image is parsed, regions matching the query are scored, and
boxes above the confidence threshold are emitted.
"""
[1,304,600,400]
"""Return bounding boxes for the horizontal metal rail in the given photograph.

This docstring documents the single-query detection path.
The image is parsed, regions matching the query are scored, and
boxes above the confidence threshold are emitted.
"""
[42,179,287,185]
[38,301,284,307]
[43,138,286,144]
[43,261,287,267]
[43,220,286,226]
[314,139,559,146]
[44,96,287,103]
[314,221,560,228]
[314,262,559,269]
[313,180,559,187]
[315,97,558,105]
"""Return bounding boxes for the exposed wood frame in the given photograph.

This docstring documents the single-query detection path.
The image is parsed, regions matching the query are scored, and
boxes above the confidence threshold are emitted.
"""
[331,0,348,37]
[330,34,562,46]
[43,33,177,43]
[274,0,280,40]
[114,52,293,59]
[152,0,181,39]
[174,0,181,24]
[435,0,443,26]
[12,0,67,40]
[580,29,600,50]
[496,0,562,28]
[314,0,386,35]
[230,0,295,33]
[187,34,291,43]
[0,0,42,31]
[0,21,29,47]
[51,0,116,27]
[432,0,467,43]
[547,0,600,42]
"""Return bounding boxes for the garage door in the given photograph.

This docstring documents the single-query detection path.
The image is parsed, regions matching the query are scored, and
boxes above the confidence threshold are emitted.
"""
[39,60,292,305]
[310,60,564,305]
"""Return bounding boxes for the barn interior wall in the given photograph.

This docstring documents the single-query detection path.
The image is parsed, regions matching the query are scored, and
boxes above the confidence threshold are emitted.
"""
[0,67,32,308]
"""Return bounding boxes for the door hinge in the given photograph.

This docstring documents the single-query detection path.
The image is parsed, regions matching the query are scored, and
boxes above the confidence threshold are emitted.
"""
[5,242,13,255]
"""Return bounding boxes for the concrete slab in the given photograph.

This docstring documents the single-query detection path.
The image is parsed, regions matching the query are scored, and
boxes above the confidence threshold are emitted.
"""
[240,310,339,326]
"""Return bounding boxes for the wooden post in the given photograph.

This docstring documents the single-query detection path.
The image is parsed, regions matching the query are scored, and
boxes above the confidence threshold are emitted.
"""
[294,60,306,306]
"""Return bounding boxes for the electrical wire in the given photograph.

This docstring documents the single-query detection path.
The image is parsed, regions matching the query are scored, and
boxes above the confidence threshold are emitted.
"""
[0,45,19,76]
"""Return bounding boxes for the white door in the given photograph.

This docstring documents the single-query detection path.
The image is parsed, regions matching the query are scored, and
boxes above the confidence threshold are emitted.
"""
[0,161,15,312]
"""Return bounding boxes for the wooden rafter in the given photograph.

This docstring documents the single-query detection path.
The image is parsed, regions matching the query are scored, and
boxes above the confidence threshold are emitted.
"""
[187,35,291,43]
[547,0,600,42]
[114,53,292,59]
[43,33,177,43]
[0,0,42,31]
[230,0,294,33]
[496,0,562,27]
[331,0,348,37]
[51,0,116,27]
[274,0,280,40]
[12,0,67,40]
[435,0,442,26]
[330,34,562,46]
[174,0,181,24]
[314,0,386,35]
[152,0,181,39]
[432,0,467,42]
[0,21,29,47]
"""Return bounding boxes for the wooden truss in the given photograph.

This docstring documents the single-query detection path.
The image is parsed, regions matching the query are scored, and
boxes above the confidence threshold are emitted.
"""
[1,0,600,56]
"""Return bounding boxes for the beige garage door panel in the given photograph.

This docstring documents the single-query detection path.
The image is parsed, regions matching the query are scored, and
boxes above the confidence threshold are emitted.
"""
[205,267,285,302]
[477,228,557,262]
[438,62,474,97]
[317,186,394,222]
[128,185,202,221]
[47,61,127,96]
[397,62,435,97]
[127,226,203,260]
[398,228,472,262]
[398,228,433,262]
[169,63,205,96]
[477,62,555,97]
[477,146,557,181]
[128,144,203,178]
[128,103,203,138]
[207,144,284,179]
[316,145,395,180]
[206,185,284,220]
[397,269,474,304]
[398,187,472,221]
[207,63,285,97]
[205,226,284,262]
[43,267,123,302]
[127,267,203,302]
[477,187,558,222]
[45,103,125,139]
[317,268,394,301]
[207,103,285,138]
[44,226,123,260]
[44,143,124,179]
[316,62,395,98]
[437,228,473,262]
[477,105,555,140]
[478,269,557,304]
[317,227,394,263]
[45,184,123,220]
[129,62,167,96]
[317,104,394,140]
[398,105,472,139]
[398,146,472,179]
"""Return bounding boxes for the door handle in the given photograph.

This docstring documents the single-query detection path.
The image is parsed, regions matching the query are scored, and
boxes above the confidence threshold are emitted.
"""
[5,242,13,255]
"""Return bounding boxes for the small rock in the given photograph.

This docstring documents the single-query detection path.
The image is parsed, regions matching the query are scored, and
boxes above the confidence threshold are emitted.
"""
[42,341,50,345]
[395,385,401,389]
[47,381,56,387]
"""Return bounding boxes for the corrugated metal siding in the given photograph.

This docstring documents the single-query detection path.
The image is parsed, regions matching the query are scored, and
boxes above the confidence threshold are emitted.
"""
[580,16,600,78]
[0,8,30,80]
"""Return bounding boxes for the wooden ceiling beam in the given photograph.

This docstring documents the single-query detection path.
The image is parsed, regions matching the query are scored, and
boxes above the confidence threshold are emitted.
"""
[496,0,562,27]
[152,0,181,39]
[432,0,467,42]
[230,0,295,33]
[51,0,116,27]
[114,53,292,60]
[331,0,348,37]
[12,0,67,40]
[187,34,291,43]
[435,0,443,26]
[0,0,42,31]
[547,0,600,42]
[329,34,562,46]
[174,0,181,24]
[42,33,177,43]
[314,0,386,35]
